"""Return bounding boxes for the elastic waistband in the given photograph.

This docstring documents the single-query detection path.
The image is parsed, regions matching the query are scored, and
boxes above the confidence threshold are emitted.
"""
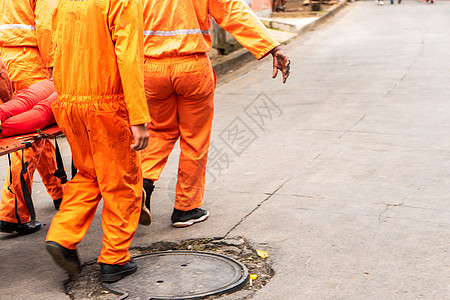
[144,53,207,64]
[55,93,125,104]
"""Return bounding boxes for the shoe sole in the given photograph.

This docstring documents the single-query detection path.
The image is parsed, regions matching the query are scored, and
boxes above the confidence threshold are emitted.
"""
[172,211,209,228]
[101,265,137,283]
[139,188,151,226]
[46,243,81,275]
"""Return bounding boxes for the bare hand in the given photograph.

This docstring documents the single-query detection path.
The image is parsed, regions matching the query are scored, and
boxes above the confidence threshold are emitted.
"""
[271,46,291,83]
[130,124,149,151]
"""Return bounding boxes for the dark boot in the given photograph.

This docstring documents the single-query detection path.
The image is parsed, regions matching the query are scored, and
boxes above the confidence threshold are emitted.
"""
[46,241,82,275]
[0,220,41,235]
[139,179,154,226]
[100,259,137,283]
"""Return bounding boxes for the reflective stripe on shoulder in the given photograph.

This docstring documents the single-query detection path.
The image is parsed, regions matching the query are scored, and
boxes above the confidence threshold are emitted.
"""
[0,24,36,30]
[144,29,209,36]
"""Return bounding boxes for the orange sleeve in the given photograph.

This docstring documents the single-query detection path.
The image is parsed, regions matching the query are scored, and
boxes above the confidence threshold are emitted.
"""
[108,0,150,126]
[209,0,280,60]
[34,0,58,68]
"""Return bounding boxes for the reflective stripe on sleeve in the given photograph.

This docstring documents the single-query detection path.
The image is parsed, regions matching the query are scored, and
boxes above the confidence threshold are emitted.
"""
[144,29,210,36]
[0,24,36,30]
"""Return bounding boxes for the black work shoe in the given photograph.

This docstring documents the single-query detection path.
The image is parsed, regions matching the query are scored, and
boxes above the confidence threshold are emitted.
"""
[100,259,137,283]
[171,208,209,228]
[53,198,62,210]
[46,241,82,275]
[139,179,154,226]
[0,220,41,235]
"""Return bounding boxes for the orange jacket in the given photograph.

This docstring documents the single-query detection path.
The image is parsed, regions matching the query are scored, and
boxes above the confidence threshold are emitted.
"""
[0,0,57,68]
[143,0,280,60]
[52,0,150,126]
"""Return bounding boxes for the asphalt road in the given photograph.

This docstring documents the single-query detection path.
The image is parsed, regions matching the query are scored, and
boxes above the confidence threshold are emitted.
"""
[1,0,450,299]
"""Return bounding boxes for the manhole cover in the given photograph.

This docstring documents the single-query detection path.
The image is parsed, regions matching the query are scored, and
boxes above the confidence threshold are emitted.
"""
[104,251,249,299]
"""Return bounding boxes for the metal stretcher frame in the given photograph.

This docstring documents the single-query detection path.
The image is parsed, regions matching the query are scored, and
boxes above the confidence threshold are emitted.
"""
[0,124,67,229]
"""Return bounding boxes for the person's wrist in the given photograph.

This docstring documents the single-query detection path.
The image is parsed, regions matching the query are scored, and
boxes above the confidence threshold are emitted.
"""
[270,46,281,56]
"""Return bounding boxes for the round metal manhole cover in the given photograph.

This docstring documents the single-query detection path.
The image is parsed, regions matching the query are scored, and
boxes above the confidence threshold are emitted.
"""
[104,251,249,299]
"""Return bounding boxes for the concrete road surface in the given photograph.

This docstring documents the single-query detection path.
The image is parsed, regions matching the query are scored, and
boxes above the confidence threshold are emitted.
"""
[1,0,450,299]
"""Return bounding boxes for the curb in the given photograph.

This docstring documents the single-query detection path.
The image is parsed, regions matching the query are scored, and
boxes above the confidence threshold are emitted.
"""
[211,0,349,77]
[297,0,348,36]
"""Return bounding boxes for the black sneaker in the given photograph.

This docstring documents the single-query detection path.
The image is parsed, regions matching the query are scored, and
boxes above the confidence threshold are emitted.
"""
[0,220,41,235]
[171,208,209,228]
[100,259,137,283]
[46,241,82,275]
[139,179,154,226]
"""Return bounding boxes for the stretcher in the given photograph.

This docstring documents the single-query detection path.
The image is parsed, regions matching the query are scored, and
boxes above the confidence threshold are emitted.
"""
[0,124,67,229]
[0,124,62,157]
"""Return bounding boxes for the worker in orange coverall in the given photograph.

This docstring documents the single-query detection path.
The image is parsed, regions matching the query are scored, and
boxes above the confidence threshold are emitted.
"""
[139,0,291,228]
[0,0,64,235]
[45,0,150,283]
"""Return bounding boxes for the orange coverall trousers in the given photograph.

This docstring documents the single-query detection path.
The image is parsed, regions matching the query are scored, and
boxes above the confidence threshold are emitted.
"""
[46,98,142,265]
[0,47,63,224]
[141,54,216,211]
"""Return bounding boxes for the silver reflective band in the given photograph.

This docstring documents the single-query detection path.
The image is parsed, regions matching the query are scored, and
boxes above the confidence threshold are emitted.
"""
[0,24,36,30]
[144,29,209,36]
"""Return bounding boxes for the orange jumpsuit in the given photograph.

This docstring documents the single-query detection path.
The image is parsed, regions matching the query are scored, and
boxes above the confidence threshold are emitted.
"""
[141,0,279,211]
[0,0,63,225]
[46,0,150,265]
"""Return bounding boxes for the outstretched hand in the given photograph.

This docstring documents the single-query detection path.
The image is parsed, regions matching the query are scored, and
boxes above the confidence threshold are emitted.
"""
[130,123,149,151]
[271,46,291,83]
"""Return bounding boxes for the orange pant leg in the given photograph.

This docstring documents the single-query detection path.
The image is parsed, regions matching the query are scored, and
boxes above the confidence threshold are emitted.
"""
[173,55,215,211]
[0,47,62,224]
[47,98,141,265]
[141,60,179,181]
[142,54,215,211]
[46,172,102,250]
[0,140,45,223]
